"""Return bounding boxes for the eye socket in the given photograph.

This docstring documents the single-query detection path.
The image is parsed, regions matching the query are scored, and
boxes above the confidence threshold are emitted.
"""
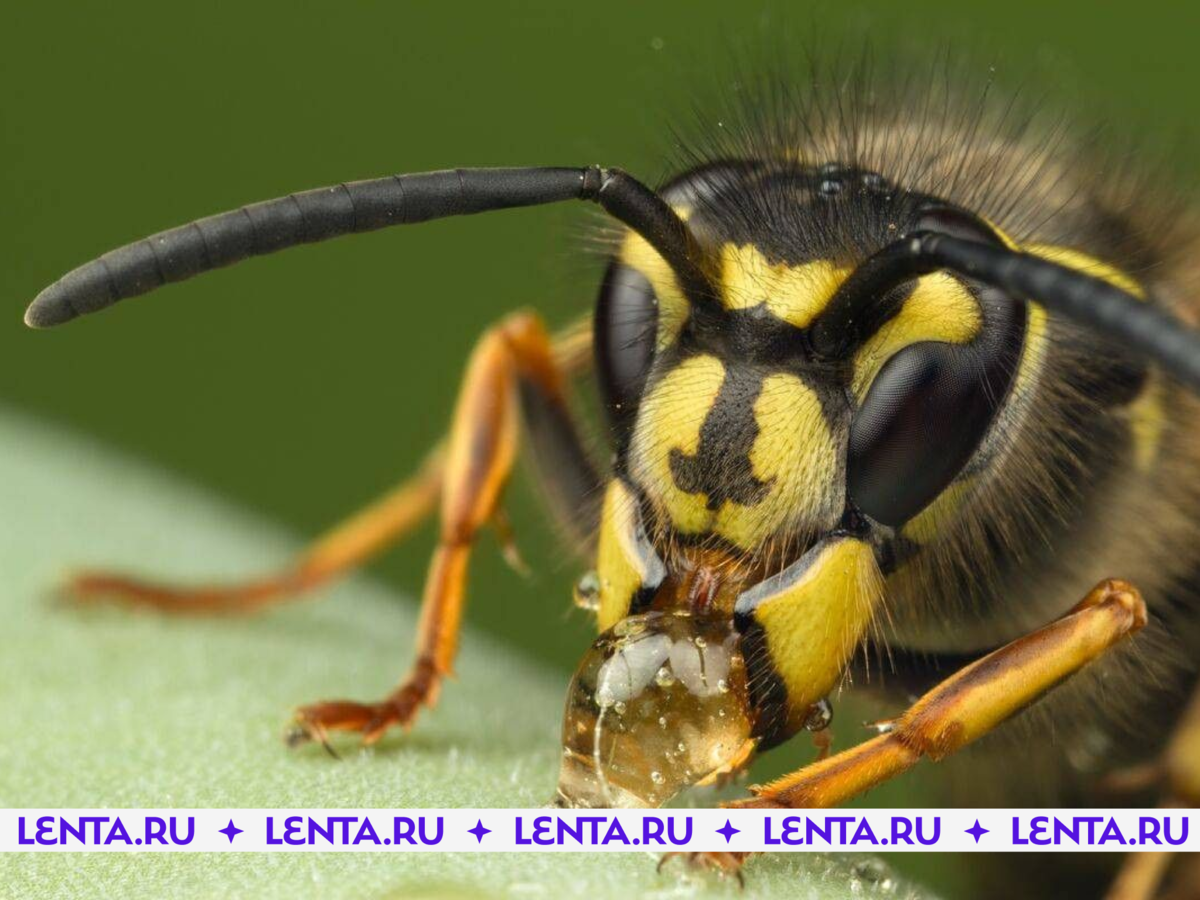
[594,260,659,434]
[845,207,1024,528]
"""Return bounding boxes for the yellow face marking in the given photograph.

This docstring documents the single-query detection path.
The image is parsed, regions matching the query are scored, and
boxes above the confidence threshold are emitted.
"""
[851,272,982,401]
[595,479,655,631]
[1127,372,1166,472]
[618,208,692,351]
[719,243,851,329]
[749,537,883,713]
[628,360,839,549]
[715,373,837,548]
[628,355,727,536]
[900,476,978,544]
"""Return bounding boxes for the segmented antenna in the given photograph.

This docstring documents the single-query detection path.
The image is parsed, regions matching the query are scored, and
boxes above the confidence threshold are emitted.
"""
[812,232,1200,393]
[25,166,710,328]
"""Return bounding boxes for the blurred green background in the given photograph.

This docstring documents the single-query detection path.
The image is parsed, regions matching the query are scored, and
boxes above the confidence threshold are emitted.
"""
[3,0,1198,677]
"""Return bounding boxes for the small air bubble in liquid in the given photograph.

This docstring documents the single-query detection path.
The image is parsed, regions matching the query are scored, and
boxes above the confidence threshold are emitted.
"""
[658,716,668,728]
[693,636,707,648]
[717,678,729,693]
[677,742,686,753]
[613,701,626,715]
[655,666,675,688]
[650,771,665,785]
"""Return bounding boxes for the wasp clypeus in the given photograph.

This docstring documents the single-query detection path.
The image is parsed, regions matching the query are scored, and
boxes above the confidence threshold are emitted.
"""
[25,62,1200,899]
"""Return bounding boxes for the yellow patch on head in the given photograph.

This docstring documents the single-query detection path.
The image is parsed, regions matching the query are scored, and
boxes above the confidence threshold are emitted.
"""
[714,373,837,548]
[628,360,839,550]
[628,355,727,536]
[719,244,851,329]
[1127,372,1166,473]
[595,479,657,631]
[900,476,978,545]
[748,537,883,713]
[851,272,983,401]
[618,208,692,351]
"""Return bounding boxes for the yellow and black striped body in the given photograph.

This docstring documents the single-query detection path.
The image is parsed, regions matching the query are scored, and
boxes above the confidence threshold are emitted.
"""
[587,99,1200,799]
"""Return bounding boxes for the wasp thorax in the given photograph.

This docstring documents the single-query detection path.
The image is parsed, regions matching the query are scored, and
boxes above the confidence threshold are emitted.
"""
[553,611,754,809]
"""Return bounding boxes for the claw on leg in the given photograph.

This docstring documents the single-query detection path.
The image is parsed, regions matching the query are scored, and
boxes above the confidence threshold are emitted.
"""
[287,659,441,751]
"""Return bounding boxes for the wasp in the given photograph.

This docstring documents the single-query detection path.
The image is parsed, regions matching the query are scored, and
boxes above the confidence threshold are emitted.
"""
[24,61,1200,899]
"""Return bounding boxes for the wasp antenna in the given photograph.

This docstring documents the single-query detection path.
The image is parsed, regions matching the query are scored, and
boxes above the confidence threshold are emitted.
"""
[814,231,1200,393]
[25,166,709,328]
[926,234,1200,393]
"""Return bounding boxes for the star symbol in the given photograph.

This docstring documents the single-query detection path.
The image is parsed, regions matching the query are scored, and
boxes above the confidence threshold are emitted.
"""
[467,819,491,843]
[965,819,989,843]
[218,819,243,843]
[716,819,740,844]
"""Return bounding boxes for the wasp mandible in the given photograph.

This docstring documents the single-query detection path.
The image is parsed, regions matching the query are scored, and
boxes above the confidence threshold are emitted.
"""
[25,67,1200,898]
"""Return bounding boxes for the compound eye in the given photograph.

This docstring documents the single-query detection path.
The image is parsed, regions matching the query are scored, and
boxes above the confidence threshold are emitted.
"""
[845,205,1021,528]
[847,341,997,527]
[594,261,658,433]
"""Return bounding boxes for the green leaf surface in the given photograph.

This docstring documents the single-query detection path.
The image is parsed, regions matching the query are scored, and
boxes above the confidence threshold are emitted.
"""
[0,408,936,899]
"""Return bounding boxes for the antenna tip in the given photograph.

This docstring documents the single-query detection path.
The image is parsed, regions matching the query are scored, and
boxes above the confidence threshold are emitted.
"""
[25,286,76,328]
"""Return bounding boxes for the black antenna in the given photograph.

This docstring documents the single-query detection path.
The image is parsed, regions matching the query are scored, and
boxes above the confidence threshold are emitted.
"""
[25,166,711,328]
[811,232,1200,393]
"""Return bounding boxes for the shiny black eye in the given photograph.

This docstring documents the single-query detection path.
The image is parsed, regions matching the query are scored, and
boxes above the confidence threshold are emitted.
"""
[845,207,1025,528]
[594,260,658,434]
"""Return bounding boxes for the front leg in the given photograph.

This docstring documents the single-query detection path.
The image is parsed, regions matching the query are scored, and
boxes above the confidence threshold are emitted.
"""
[290,312,600,748]
[730,578,1147,809]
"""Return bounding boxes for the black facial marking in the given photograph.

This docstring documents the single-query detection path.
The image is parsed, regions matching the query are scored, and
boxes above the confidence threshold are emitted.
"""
[669,363,774,510]
[735,618,797,750]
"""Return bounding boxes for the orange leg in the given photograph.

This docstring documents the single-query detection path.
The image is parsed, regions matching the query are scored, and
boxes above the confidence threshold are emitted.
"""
[66,316,593,614]
[69,448,445,613]
[282,312,593,746]
[729,579,1147,809]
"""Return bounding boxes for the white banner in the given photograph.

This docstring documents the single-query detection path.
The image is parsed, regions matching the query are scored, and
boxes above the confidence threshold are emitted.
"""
[2,809,1193,853]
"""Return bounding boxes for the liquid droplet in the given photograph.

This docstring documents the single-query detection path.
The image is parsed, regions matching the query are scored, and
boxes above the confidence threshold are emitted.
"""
[805,697,834,732]
[717,678,729,693]
[650,771,665,786]
[573,571,601,611]
[655,666,675,688]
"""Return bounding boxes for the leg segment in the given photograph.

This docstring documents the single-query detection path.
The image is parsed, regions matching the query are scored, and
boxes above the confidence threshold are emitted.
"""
[69,449,445,613]
[289,312,600,746]
[730,579,1147,809]
[1104,684,1200,900]
[66,316,596,613]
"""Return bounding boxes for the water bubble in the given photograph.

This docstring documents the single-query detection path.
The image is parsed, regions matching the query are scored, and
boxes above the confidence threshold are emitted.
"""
[613,701,626,716]
[650,771,665,786]
[805,697,834,732]
[573,571,601,611]
[693,636,707,649]
[717,678,729,693]
[676,742,686,753]
[655,666,676,688]
[658,716,668,728]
